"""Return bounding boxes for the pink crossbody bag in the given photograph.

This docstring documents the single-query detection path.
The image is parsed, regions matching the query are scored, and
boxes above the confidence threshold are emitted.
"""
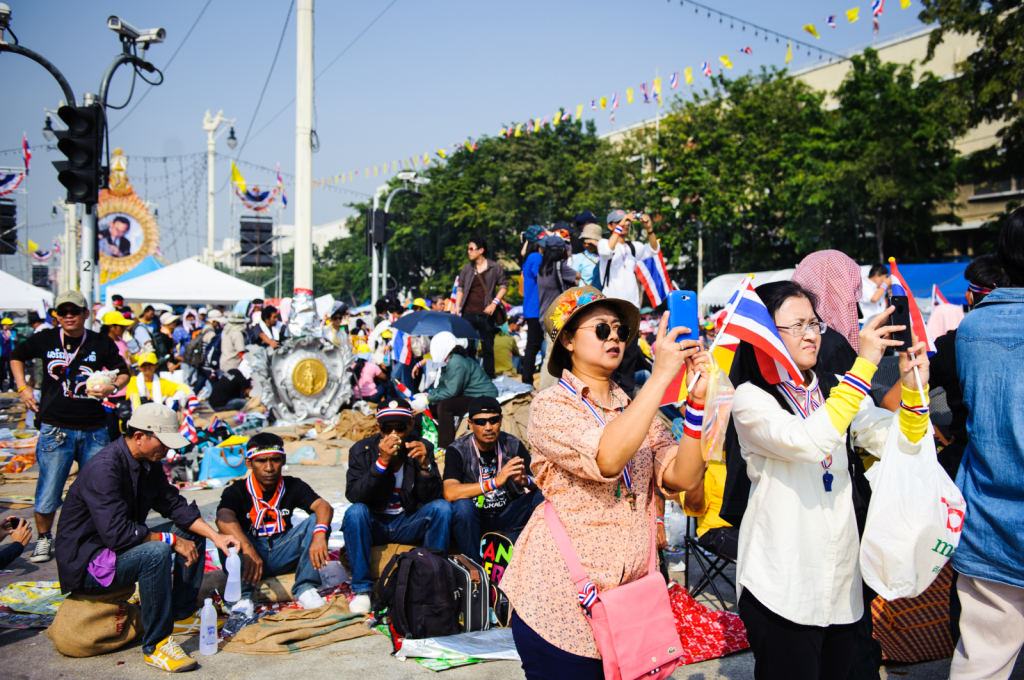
[544,497,683,679]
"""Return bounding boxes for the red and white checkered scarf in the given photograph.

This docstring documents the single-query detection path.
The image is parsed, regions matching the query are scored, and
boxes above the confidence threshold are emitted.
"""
[791,250,863,352]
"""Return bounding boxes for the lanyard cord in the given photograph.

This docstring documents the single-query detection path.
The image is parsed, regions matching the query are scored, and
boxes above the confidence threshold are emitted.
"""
[472,435,503,494]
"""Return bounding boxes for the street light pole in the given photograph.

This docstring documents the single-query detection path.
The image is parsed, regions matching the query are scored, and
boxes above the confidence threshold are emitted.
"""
[202,109,235,267]
[292,0,314,291]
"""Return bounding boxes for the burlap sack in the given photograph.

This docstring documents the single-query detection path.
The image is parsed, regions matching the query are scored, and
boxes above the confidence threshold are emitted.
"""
[335,410,379,442]
[220,598,371,655]
[47,586,142,658]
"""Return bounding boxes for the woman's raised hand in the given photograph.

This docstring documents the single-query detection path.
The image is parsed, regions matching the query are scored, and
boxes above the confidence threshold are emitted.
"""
[685,349,713,402]
[652,311,701,386]
[857,307,905,366]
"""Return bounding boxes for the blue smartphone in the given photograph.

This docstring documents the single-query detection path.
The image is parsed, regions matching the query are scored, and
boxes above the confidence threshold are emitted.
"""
[667,290,699,342]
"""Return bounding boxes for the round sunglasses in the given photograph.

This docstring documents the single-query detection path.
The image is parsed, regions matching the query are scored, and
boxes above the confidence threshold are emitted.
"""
[577,322,630,342]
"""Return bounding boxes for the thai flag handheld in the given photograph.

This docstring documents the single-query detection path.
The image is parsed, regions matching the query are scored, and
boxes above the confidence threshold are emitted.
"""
[392,329,413,366]
[931,284,950,307]
[634,251,674,308]
[393,379,413,399]
[720,277,804,385]
[888,258,936,356]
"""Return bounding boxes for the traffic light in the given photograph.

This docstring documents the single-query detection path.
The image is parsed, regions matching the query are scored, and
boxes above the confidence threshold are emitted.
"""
[239,216,274,267]
[372,209,393,245]
[0,199,16,255]
[52,104,104,205]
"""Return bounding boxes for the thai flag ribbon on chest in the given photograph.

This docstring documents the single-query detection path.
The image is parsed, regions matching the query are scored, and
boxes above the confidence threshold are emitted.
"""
[722,279,804,385]
[635,250,674,307]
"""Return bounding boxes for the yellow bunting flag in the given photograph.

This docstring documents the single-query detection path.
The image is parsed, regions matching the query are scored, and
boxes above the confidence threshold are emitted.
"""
[684,67,693,84]
[719,55,733,69]
[786,41,793,63]
[653,77,662,93]
[552,110,560,127]
[437,149,447,159]
[575,104,583,121]
[535,117,542,130]
[846,7,859,22]
[627,88,634,103]
[900,0,910,8]
[500,128,506,136]
[600,96,607,110]
[230,161,246,192]
[803,24,820,38]
[515,123,522,137]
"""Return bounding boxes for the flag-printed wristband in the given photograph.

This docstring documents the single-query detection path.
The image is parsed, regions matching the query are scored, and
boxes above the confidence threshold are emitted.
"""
[840,371,871,397]
[656,515,665,526]
[683,399,704,439]
[491,297,502,306]
[480,478,498,494]
[901,401,929,416]
[313,524,329,536]
[374,458,388,474]
[613,225,625,235]
[160,532,177,547]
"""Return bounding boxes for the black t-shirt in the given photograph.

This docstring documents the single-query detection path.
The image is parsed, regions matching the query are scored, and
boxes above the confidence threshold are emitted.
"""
[929,330,967,444]
[10,328,129,429]
[209,369,248,410]
[444,438,529,517]
[217,475,320,536]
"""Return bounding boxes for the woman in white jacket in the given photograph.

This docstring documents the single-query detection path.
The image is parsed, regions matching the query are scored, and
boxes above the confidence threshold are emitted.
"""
[730,280,931,680]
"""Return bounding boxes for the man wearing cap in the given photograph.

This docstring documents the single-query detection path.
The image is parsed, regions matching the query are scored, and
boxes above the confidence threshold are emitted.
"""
[216,432,333,616]
[598,210,660,309]
[55,403,240,673]
[9,291,130,563]
[443,396,542,557]
[454,236,507,379]
[0,317,16,392]
[343,399,451,614]
[572,214,603,289]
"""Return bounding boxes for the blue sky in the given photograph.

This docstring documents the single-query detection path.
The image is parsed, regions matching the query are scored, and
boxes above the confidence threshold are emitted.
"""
[2,0,927,272]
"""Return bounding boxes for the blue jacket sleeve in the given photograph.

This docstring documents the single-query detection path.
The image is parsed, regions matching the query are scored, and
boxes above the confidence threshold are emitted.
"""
[0,541,25,569]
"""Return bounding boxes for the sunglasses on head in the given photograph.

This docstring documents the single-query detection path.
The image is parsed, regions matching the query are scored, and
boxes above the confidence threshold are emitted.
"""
[470,415,501,426]
[579,322,630,342]
[380,421,410,434]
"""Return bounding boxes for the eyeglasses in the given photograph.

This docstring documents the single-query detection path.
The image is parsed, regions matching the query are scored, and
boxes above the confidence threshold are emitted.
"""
[56,307,84,318]
[470,415,501,426]
[379,421,410,434]
[775,321,828,336]
[467,245,481,252]
[578,322,630,342]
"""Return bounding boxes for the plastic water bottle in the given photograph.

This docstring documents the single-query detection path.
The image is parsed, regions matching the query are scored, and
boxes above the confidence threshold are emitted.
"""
[199,598,218,656]
[225,547,242,603]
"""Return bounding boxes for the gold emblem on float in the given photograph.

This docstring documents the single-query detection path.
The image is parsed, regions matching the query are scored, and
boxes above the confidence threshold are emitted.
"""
[292,358,328,396]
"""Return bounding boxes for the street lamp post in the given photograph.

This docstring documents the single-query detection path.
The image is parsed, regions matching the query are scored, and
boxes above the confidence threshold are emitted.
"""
[202,109,236,267]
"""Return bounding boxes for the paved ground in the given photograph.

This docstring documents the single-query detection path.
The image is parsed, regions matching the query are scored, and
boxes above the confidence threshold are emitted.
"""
[1,464,1021,679]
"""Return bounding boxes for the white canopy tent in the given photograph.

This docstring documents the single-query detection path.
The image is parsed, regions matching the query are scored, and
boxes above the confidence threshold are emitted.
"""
[699,269,796,309]
[0,268,54,314]
[105,259,265,306]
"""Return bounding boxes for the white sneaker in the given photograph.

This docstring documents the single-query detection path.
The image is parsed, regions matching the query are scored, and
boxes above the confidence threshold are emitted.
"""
[30,534,52,563]
[349,593,371,614]
[230,598,254,618]
[296,589,326,610]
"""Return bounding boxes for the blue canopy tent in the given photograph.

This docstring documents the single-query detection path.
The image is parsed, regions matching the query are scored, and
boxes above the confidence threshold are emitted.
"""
[892,262,970,306]
[100,255,163,303]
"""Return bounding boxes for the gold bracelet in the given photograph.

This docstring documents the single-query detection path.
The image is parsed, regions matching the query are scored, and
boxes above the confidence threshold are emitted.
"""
[17,385,28,393]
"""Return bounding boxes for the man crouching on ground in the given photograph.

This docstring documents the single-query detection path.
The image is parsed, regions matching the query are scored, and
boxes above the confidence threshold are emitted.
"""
[343,399,451,614]
[215,433,334,617]
[55,403,240,673]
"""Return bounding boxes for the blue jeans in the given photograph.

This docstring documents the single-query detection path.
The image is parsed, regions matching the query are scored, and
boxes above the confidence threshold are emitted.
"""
[218,397,248,411]
[392,362,415,394]
[35,423,108,514]
[79,525,205,654]
[342,499,452,594]
[220,516,323,599]
[451,491,544,558]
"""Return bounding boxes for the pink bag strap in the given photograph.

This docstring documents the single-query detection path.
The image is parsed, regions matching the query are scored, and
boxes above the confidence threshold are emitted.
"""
[544,490,659,610]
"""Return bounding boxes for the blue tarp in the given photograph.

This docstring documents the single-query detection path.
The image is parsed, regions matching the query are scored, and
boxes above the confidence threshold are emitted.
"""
[894,263,969,306]
[100,255,163,302]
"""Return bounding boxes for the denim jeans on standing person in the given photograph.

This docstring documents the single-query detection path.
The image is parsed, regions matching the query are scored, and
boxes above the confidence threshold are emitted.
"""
[462,313,496,378]
[219,515,323,600]
[79,525,205,654]
[192,367,214,395]
[34,423,109,514]
[451,491,544,558]
[342,499,452,594]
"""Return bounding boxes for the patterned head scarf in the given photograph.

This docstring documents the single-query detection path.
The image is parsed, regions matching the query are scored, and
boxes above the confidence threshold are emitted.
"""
[791,250,863,352]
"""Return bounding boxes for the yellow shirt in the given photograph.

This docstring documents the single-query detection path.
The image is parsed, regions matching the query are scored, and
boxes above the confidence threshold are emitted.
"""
[127,377,189,408]
[683,460,732,537]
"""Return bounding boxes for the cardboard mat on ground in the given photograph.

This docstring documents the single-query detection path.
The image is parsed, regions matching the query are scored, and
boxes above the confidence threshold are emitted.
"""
[220,597,372,655]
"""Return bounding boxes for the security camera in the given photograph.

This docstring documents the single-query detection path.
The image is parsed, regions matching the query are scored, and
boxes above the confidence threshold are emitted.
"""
[410,176,430,186]
[396,172,417,181]
[136,28,166,45]
[107,16,140,40]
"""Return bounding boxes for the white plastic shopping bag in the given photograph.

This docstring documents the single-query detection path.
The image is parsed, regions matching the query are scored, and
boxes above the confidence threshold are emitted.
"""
[859,421,966,601]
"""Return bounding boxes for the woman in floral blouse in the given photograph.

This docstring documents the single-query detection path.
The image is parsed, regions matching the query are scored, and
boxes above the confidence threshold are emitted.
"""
[501,286,712,679]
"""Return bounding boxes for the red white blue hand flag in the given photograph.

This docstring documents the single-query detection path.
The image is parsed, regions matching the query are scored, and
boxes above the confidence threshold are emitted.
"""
[669,71,679,89]
[702,61,712,77]
[394,379,413,399]
[872,0,884,16]
[590,100,597,111]
[640,82,650,103]
[931,284,950,308]
[449,277,459,305]
[392,329,413,366]
[52,238,61,255]
[635,251,674,308]
[721,277,804,385]
[826,15,837,28]
[611,92,619,109]
[888,258,936,356]
[740,46,753,54]
[22,134,31,175]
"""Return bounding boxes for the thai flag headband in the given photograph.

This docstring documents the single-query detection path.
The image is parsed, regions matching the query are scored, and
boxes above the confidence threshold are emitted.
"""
[967,281,993,295]
[377,407,413,420]
[246,446,285,459]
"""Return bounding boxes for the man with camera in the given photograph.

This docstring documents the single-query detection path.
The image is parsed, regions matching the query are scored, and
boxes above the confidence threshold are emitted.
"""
[0,515,32,569]
[443,396,543,557]
[597,210,661,309]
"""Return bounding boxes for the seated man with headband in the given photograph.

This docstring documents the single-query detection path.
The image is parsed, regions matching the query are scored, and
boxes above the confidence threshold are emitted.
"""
[343,399,451,614]
[216,433,334,616]
[443,396,543,557]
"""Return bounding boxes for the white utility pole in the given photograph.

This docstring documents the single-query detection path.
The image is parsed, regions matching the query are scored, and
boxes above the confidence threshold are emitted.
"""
[293,0,314,291]
[61,200,77,292]
[202,109,235,267]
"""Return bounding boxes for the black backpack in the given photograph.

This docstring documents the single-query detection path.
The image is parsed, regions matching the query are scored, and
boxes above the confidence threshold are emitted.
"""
[374,547,460,640]
[183,335,205,367]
